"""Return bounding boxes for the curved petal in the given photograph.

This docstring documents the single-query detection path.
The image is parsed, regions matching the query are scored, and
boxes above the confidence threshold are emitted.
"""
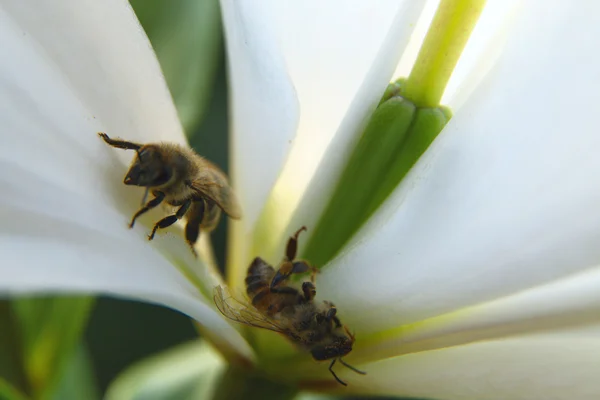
[253,0,428,264]
[275,266,600,383]
[0,0,186,147]
[0,1,253,362]
[350,266,600,364]
[220,0,299,228]
[333,331,600,399]
[319,0,600,334]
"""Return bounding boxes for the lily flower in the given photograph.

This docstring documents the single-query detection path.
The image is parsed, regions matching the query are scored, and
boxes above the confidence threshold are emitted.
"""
[2,0,600,399]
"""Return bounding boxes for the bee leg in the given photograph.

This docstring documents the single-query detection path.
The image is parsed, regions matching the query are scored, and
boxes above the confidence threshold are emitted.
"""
[140,188,149,205]
[319,301,343,328]
[306,263,319,283]
[323,304,342,328]
[98,132,141,150]
[325,305,337,321]
[270,262,292,289]
[292,261,319,283]
[285,226,307,260]
[270,260,318,289]
[301,282,316,302]
[332,315,342,328]
[129,192,165,228]
[148,200,191,241]
[184,201,205,256]
[339,358,366,375]
[328,359,347,386]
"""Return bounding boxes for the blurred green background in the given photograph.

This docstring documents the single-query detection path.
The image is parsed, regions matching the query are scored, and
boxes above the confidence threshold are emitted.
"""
[0,1,419,399]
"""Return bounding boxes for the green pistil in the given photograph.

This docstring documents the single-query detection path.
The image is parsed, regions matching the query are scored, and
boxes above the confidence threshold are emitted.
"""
[402,0,487,107]
[304,83,451,266]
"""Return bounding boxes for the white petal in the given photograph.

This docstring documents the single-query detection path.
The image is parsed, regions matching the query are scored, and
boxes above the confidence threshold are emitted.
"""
[319,0,600,334]
[220,0,299,228]
[340,331,600,399]
[348,266,600,364]
[1,205,253,362]
[254,0,429,262]
[0,0,186,146]
[0,1,253,361]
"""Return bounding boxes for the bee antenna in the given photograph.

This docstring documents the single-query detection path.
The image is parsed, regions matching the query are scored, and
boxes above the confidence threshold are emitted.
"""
[328,359,347,386]
[339,358,366,375]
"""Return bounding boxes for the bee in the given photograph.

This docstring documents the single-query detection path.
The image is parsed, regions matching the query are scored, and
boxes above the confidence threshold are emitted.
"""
[214,227,365,386]
[98,133,241,255]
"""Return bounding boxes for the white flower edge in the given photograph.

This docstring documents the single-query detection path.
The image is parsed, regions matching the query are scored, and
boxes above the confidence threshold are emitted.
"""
[220,0,300,230]
[0,0,253,362]
[335,326,600,399]
[348,266,600,364]
[0,0,187,147]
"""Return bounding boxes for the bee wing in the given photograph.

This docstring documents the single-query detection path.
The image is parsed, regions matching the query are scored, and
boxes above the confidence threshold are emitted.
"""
[213,286,290,334]
[190,166,242,219]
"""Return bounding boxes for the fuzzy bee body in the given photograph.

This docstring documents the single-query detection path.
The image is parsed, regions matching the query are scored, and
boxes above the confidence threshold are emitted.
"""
[98,133,241,254]
[214,227,365,386]
[245,257,306,316]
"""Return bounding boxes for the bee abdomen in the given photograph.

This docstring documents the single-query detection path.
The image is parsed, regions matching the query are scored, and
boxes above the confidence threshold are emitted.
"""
[247,257,276,278]
[246,281,268,297]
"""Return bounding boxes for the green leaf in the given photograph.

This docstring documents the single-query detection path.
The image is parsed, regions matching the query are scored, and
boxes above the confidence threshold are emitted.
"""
[0,301,29,397]
[51,345,99,400]
[106,340,225,400]
[304,84,451,267]
[11,296,94,399]
[131,0,223,134]
[0,377,29,400]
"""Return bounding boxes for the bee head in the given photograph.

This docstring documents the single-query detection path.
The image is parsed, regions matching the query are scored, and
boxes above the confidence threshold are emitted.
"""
[310,333,354,361]
[124,145,171,187]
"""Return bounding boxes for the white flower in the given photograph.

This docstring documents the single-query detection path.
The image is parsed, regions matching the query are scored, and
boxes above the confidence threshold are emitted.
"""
[3,0,600,399]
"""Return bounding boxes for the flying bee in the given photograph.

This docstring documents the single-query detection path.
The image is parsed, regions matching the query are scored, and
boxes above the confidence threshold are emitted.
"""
[214,227,365,386]
[98,133,242,255]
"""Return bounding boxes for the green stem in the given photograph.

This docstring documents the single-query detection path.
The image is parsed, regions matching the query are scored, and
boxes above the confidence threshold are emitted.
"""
[403,0,486,107]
